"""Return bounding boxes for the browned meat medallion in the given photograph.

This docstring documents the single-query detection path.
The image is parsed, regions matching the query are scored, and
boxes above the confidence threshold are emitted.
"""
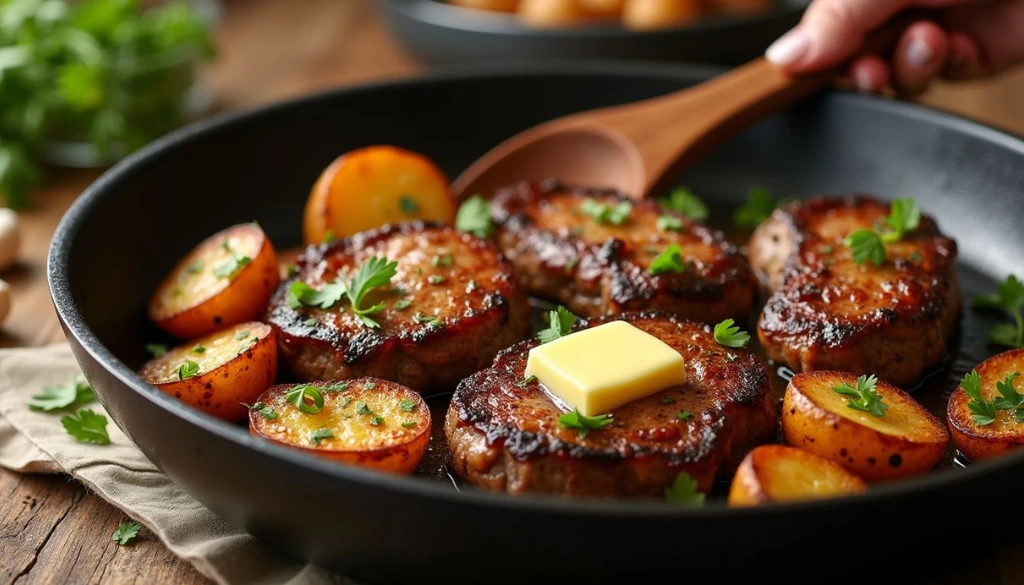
[751,195,959,388]
[490,180,757,323]
[266,222,531,392]
[446,311,776,497]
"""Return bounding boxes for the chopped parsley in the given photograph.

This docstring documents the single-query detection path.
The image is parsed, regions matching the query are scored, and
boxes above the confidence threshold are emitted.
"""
[676,410,693,421]
[428,274,446,285]
[399,195,419,214]
[538,306,575,344]
[734,187,789,231]
[304,317,319,327]
[61,409,110,445]
[287,256,398,328]
[431,254,453,267]
[659,396,676,405]
[656,215,683,232]
[557,409,613,438]
[322,382,349,393]
[664,472,705,506]
[213,239,252,279]
[394,299,413,310]
[185,261,203,274]
[713,319,750,348]
[401,421,417,429]
[658,187,707,221]
[413,313,443,327]
[831,374,888,417]
[177,360,199,380]
[400,398,416,412]
[517,375,538,388]
[242,401,278,420]
[455,194,494,238]
[370,416,384,426]
[580,199,631,226]
[355,402,373,416]
[286,385,325,414]
[649,244,686,276]
[29,377,96,412]
[192,345,205,354]
[309,428,333,445]
[145,343,168,358]
[973,275,1024,349]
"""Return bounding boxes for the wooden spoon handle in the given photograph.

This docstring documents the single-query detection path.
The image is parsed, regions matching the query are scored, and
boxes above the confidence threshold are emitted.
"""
[599,10,928,198]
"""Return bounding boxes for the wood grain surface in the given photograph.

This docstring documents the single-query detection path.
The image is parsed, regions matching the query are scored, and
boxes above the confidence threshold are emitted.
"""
[2,0,1024,583]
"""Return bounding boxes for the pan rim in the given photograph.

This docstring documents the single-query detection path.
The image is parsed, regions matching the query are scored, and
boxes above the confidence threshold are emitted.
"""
[47,58,1024,521]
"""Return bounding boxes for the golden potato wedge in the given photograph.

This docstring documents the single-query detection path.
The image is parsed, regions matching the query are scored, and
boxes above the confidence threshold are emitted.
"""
[249,378,431,475]
[302,145,456,245]
[622,0,702,29]
[518,0,589,26]
[729,445,867,507]
[948,349,1024,462]
[148,223,280,339]
[579,0,624,18]
[782,371,948,481]
[139,322,277,422]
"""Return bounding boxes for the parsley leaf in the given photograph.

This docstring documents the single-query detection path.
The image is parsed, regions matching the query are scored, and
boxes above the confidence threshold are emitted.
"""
[288,256,398,328]
[428,274,446,285]
[580,199,632,226]
[355,401,373,416]
[974,275,1024,349]
[656,215,683,232]
[400,398,416,412]
[61,409,110,445]
[213,240,252,279]
[557,409,613,438]
[402,421,417,429]
[29,377,96,412]
[370,416,384,426]
[431,254,452,267]
[413,312,443,327]
[286,385,324,414]
[676,410,693,421]
[456,195,494,238]
[192,345,205,354]
[399,195,419,214]
[394,299,412,310]
[664,472,705,507]
[111,521,141,546]
[242,401,278,420]
[713,319,750,348]
[177,360,199,380]
[734,187,785,231]
[846,229,886,266]
[649,244,686,276]
[517,375,537,388]
[538,306,575,344]
[287,281,345,310]
[658,187,707,221]
[309,428,333,445]
[145,343,168,358]
[882,197,921,243]
[994,372,1024,411]
[961,370,997,426]
[831,374,888,417]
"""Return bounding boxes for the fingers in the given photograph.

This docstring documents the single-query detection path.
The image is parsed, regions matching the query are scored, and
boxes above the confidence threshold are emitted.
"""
[892,21,949,94]
[848,55,891,92]
[943,32,987,80]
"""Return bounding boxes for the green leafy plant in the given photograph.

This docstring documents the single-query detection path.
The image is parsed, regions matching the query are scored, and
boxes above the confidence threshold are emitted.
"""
[973,275,1024,349]
[713,319,750,349]
[0,0,214,207]
[537,305,575,344]
[734,187,792,231]
[831,374,888,417]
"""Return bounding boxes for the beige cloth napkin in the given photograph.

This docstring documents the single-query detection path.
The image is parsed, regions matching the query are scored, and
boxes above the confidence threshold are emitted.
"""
[0,343,355,585]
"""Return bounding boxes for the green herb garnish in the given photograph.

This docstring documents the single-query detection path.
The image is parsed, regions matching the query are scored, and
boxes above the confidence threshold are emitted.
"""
[177,360,199,380]
[287,256,398,328]
[845,198,921,266]
[649,244,686,276]
[431,254,452,267]
[185,261,203,274]
[538,306,575,344]
[61,409,110,445]
[831,374,888,417]
[846,229,886,266]
[286,385,324,415]
[676,410,693,421]
[974,275,1024,349]
[557,409,613,438]
[961,371,996,426]
[580,199,631,226]
[517,375,537,388]
[112,521,141,546]
[455,194,494,238]
[394,299,413,310]
[192,345,205,354]
[235,330,250,341]
[370,416,384,426]
[413,313,442,327]
[145,343,168,358]
[664,472,705,507]
[428,274,446,285]
[242,401,278,420]
[29,377,96,412]
[656,215,683,232]
[713,319,750,348]
[401,421,417,429]
[734,188,787,231]
[399,196,419,214]
[658,187,707,221]
[309,428,333,445]
[400,398,416,412]
[355,401,373,416]
[213,240,252,279]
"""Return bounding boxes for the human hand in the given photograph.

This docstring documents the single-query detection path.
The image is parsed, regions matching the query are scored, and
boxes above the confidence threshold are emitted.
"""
[764,0,1024,94]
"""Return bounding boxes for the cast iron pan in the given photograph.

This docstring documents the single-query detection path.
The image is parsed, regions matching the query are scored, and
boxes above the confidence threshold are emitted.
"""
[48,61,1024,584]
[380,0,808,66]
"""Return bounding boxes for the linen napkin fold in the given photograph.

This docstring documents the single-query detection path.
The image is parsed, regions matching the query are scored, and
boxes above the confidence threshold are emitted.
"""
[0,343,354,585]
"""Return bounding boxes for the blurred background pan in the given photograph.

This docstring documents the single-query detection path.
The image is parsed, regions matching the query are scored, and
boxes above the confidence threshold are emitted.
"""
[379,0,809,66]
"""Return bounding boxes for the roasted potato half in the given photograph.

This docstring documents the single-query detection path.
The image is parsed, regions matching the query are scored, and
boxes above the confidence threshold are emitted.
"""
[303,145,456,245]
[148,223,280,339]
[948,348,1024,462]
[139,322,277,422]
[729,445,867,507]
[783,371,948,481]
[249,378,431,475]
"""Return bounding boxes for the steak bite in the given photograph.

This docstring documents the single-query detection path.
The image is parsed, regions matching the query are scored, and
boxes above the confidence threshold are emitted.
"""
[490,180,757,323]
[266,222,531,391]
[445,311,776,497]
[751,195,960,388]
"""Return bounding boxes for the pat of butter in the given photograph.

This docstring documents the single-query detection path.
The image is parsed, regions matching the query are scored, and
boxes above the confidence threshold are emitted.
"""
[524,320,686,416]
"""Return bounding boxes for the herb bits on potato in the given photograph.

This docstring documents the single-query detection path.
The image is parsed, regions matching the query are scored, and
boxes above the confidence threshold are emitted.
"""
[139,322,277,422]
[148,223,280,339]
[947,349,1024,462]
[728,445,867,507]
[782,371,948,481]
[303,145,457,245]
[249,378,431,475]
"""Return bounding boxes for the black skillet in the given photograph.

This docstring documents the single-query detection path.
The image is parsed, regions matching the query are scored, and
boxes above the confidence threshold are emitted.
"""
[48,61,1024,584]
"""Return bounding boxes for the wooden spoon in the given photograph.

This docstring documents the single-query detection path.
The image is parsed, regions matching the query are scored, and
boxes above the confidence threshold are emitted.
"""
[453,19,914,201]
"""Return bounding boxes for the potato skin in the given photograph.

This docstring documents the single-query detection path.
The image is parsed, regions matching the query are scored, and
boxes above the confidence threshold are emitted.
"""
[948,348,1024,462]
[782,371,948,481]
[249,378,431,475]
[729,445,867,507]
[148,223,280,339]
[139,322,278,422]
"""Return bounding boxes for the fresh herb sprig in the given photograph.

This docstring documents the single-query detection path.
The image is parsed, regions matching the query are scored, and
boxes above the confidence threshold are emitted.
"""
[658,188,707,221]
[29,376,96,412]
[580,199,632,226]
[973,275,1024,349]
[831,374,888,417]
[844,198,921,266]
[287,256,398,328]
[557,409,613,438]
[61,409,110,444]
[734,188,792,231]
[664,472,705,507]
[455,194,494,238]
[960,370,1024,425]
[213,240,252,279]
[111,521,142,546]
[538,306,575,344]
[649,244,686,276]
[713,319,750,348]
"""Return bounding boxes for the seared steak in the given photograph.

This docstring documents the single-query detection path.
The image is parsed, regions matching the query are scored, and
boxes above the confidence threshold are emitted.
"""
[752,195,959,388]
[491,180,757,323]
[267,222,531,391]
[445,311,776,497]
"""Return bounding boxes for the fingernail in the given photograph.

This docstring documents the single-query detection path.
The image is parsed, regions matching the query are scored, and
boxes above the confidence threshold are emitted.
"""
[906,36,934,68]
[853,68,874,93]
[766,29,810,66]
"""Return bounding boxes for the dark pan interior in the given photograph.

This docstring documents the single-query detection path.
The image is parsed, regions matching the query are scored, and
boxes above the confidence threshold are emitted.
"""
[49,61,1024,584]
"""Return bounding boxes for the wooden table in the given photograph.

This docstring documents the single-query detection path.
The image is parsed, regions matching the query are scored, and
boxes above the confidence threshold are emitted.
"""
[3,1,1024,582]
